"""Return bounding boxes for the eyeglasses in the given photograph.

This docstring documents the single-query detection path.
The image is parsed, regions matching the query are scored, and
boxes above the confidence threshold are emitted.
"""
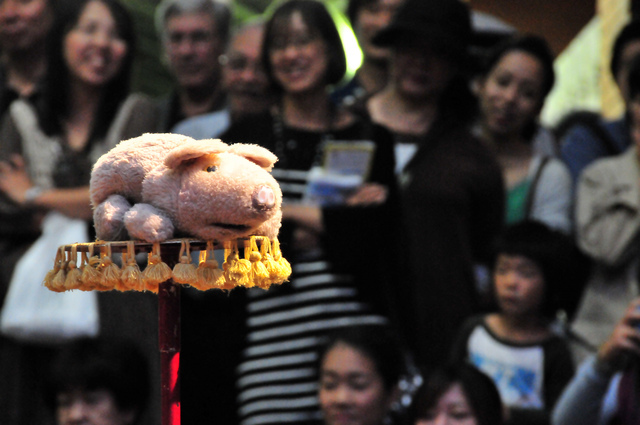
[269,33,317,51]
[219,53,265,75]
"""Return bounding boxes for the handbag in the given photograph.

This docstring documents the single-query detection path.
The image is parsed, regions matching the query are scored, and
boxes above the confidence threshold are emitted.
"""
[0,211,99,343]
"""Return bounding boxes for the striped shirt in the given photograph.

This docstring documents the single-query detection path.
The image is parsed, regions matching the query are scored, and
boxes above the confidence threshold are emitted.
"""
[223,112,390,425]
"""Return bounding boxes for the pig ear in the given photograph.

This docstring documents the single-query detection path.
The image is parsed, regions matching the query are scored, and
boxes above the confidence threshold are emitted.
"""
[164,139,229,169]
[228,143,278,171]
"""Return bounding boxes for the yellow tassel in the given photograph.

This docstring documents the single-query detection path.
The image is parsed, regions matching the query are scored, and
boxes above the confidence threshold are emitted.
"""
[45,248,65,292]
[98,244,120,291]
[51,247,75,292]
[222,241,237,287]
[225,240,252,287]
[64,245,83,290]
[195,241,225,290]
[120,241,144,291]
[189,250,208,290]
[80,244,102,291]
[217,241,233,290]
[249,237,270,288]
[173,240,198,285]
[51,259,67,292]
[115,247,129,291]
[271,238,291,284]
[143,242,172,293]
[259,237,279,285]
[77,250,93,291]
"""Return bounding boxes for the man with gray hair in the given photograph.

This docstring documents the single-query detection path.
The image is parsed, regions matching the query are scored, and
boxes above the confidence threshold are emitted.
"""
[172,20,273,139]
[155,0,230,131]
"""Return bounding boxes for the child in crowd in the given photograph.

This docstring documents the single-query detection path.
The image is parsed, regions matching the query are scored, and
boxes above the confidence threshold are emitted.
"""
[43,337,150,425]
[451,220,583,425]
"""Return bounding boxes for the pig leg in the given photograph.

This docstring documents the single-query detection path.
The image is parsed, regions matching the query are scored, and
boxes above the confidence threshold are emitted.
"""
[94,194,132,241]
[124,203,175,243]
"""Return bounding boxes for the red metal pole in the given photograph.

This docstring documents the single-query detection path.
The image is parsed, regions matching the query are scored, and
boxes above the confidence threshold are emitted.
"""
[159,278,181,425]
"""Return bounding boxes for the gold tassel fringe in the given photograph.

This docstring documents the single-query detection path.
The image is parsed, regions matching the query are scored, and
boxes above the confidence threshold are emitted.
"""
[44,237,291,293]
[143,242,172,293]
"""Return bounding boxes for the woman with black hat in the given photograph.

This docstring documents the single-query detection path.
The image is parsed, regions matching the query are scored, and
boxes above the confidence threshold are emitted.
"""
[364,0,505,369]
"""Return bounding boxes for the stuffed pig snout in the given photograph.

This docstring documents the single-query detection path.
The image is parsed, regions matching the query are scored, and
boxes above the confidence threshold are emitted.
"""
[254,185,276,210]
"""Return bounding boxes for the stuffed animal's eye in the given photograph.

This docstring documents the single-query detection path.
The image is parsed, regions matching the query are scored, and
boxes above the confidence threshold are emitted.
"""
[205,165,218,173]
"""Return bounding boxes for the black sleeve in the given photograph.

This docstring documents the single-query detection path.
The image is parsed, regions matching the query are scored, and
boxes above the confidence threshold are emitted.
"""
[448,315,480,364]
[467,139,506,266]
[0,109,24,159]
[507,407,550,425]
[543,336,576,410]
[321,122,398,320]
[321,123,396,240]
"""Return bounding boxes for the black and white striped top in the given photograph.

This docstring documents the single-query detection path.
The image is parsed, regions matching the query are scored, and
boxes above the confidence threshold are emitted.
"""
[223,112,392,425]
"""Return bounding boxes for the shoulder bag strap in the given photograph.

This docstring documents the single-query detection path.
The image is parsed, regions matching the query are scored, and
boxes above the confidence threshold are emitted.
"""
[524,156,551,220]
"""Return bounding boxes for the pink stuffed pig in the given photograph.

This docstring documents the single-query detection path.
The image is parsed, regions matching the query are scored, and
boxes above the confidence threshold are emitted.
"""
[90,133,282,243]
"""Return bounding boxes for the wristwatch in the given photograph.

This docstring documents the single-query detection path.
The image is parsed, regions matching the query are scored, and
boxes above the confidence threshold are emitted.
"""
[23,186,44,206]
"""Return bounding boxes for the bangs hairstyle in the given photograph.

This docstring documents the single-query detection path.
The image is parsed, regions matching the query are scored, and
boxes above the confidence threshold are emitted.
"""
[480,34,555,141]
[40,0,135,140]
[482,34,555,100]
[261,0,346,93]
[44,337,150,422]
[318,324,407,392]
[491,220,589,319]
[409,363,503,425]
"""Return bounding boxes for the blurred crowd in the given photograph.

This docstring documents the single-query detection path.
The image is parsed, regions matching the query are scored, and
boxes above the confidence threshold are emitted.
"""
[0,0,640,424]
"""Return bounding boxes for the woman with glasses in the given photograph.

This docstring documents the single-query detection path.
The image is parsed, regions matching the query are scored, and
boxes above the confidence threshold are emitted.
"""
[222,1,397,424]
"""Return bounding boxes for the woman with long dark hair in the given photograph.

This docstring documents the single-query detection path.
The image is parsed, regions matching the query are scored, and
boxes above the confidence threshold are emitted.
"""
[0,1,160,423]
[222,1,397,424]
[474,34,572,233]
[0,0,157,220]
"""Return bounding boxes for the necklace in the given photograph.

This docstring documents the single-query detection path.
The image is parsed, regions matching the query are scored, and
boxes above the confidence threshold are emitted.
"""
[271,102,337,168]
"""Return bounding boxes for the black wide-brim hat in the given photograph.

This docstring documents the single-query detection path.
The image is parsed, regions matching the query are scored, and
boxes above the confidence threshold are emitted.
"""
[372,0,472,65]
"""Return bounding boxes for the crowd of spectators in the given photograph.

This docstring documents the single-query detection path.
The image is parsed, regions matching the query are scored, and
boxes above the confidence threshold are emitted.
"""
[0,0,639,424]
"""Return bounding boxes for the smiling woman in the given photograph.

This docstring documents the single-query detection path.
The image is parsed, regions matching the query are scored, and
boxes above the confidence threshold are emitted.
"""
[63,1,128,92]
[221,2,398,424]
[267,12,329,96]
[474,34,573,233]
[0,0,161,423]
